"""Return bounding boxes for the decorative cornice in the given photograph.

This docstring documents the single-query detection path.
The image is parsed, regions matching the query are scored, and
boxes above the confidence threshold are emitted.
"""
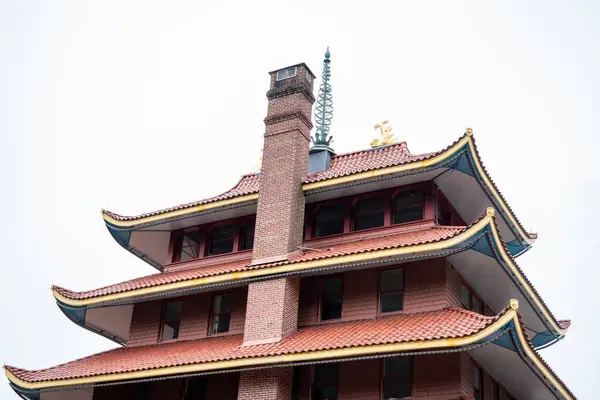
[263,111,313,131]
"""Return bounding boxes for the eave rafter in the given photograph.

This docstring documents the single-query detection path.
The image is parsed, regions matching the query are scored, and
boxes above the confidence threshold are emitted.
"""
[4,300,575,400]
[53,208,567,346]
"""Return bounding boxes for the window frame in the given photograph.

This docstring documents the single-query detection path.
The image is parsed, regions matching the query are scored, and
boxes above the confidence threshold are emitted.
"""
[318,275,344,322]
[207,292,234,336]
[310,363,339,400]
[380,357,413,400]
[377,266,406,315]
[169,216,255,264]
[491,378,500,400]
[159,299,184,342]
[205,221,239,257]
[181,376,206,400]
[392,188,425,225]
[312,201,347,238]
[473,362,484,400]
[460,280,485,314]
[352,193,388,232]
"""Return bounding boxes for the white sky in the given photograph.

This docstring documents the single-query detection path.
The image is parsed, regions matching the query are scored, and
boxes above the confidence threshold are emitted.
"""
[1,1,598,398]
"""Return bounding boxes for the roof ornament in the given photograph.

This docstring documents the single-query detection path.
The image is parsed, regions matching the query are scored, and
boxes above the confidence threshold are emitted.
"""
[311,47,333,148]
[371,120,397,148]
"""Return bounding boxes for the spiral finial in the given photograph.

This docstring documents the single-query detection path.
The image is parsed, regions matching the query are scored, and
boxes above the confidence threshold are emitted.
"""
[312,47,334,147]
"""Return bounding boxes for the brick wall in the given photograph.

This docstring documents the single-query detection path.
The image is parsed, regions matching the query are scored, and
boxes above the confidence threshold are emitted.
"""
[128,301,161,346]
[237,368,293,400]
[298,259,459,327]
[460,352,475,399]
[243,277,299,345]
[338,359,381,400]
[127,286,247,347]
[413,354,462,400]
[252,64,314,261]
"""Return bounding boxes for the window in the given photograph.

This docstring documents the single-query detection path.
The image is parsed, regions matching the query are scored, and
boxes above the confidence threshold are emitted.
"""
[473,363,483,400]
[314,203,345,237]
[209,294,232,334]
[276,66,297,81]
[207,224,236,256]
[320,277,343,321]
[460,283,484,314]
[353,197,385,231]
[182,377,206,400]
[160,301,183,341]
[128,382,149,400]
[491,380,500,400]
[393,189,424,224]
[436,199,452,226]
[312,364,338,400]
[239,220,255,251]
[291,366,304,400]
[379,268,404,313]
[177,231,202,262]
[382,357,412,400]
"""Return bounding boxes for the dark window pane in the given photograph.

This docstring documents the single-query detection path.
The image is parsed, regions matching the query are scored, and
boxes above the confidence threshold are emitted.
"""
[472,296,483,314]
[128,382,149,400]
[353,197,385,231]
[164,301,183,321]
[383,358,412,400]
[292,367,303,400]
[460,285,471,309]
[161,301,182,341]
[381,269,403,292]
[314,203,345,237]
[437,201,451,226]
[183,377,206,400]
[179,231,202,261]
[473,365,482,400]
[393,190,424,224]
[491,381,499,400]
[240,221,255,250]
[208,224,236,255]
[210,294,232,334]
[381,292,404,313]
[312,364,338,400]
[320,278,342,320]
[383,380,411,400]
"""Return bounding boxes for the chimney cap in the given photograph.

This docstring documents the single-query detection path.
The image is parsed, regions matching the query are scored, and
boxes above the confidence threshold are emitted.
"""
[269,62,316,79]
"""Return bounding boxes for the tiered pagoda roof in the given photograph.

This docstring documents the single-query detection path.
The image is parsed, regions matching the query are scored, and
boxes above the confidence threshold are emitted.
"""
[5,301,574,399]
[102,132,537,272]
[4,130,575,399]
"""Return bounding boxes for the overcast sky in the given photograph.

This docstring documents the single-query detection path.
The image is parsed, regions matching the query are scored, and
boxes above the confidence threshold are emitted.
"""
[1,1,599,398]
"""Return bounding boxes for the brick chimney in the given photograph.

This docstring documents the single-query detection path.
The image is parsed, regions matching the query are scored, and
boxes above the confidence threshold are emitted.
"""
[242,63,315,348]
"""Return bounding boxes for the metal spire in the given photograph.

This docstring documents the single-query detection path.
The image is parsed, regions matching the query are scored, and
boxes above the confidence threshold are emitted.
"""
[312,47,333,147]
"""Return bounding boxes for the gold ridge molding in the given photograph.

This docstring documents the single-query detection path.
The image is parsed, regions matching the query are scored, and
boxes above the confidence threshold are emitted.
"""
[55,210,566,337]
[55,212,494,307]
[101,194,260,228]
[102,134,532,248]
[3,303,573,400]
[301,134,532,245]
[6,308,516,390]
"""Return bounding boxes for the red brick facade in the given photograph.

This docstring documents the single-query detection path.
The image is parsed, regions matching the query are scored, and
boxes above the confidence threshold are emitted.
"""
[243,277,300,345]
[237,368,293,400]
[128,287,247,347]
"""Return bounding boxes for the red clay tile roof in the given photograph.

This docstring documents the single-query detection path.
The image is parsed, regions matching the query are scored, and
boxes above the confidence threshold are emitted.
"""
[103,174,260,222]
[54,226,465,301]
[304,142,438,184]
[102,142,438,222]
[6,308,496,383]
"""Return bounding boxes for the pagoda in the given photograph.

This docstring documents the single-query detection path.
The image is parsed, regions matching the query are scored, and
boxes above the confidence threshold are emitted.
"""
[4,50,575,400]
